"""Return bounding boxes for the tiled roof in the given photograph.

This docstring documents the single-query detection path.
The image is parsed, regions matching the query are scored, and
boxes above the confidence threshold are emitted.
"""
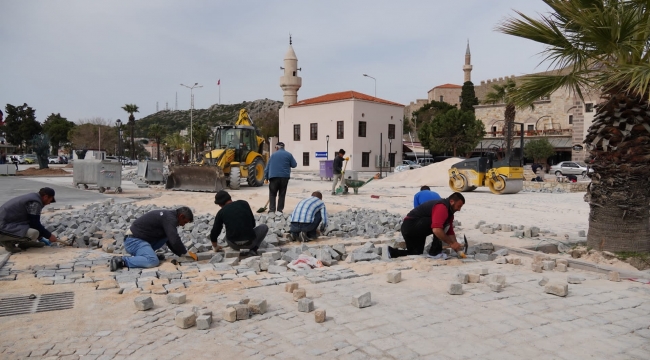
[433,83,462,89]
[290,91,403,107]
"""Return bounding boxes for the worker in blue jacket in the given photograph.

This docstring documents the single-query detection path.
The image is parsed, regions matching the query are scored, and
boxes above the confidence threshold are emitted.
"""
[413,185,441,207]
[263,142,297,215]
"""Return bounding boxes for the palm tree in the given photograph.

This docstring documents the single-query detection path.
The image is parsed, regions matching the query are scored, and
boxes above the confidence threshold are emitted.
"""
[497,0,650,252]
[147,124,167,160]
[121,104,139,159]
[484,79,518,156]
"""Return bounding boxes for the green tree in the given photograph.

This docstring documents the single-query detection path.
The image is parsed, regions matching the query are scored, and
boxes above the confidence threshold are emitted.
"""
[460,81,479,113]
[147,124,167,160]
[402,115,413,134]
[31,134,50,169]
[42,113,75,152]
[68,118,117,154]
[418,108,486,157]
[484,79,519,156]
[122,104,139,158]
[498,0,650,252]
[191,123,210,157]
[254,110,279,145]
[3,103,42,151]
[524,138,556,164]
[411,101,456,140]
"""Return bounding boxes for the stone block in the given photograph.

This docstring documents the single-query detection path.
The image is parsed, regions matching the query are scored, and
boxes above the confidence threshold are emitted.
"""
[456,273,469,284]
[386,270,401,284]
[514,230,524,237]
[511,258,521,265]
[545,282,569,297]
[448,282,463,295]
[351,292,372,308]
[223,308,237,322]
[488,282,503,292]
[234,304,250,320]
[532,264,543,273]
[467,274,480,283]
[134,296,153,311]
[298,298,314,312]
[542,260,555,271]
[567,275,583,284]
[556,259,569,266]
[487,274,506,285]
[608,271,621,282]
[495,257,507,264]
[262,251,281,261]
[175,311,196,329]
[196,315,212,330]
[167,293,186,304]
[285,282,299,293]
[224,250,240,258]
[538,276,549,286]
[248,299,267,314]
[315,309,326,323]
[476,268,489,275]
[268,265,287,274]
[556,263,567,272]
[209,253,224,264]
[293,288,307,301]
[493,248,509,256]
[475,254,490,262]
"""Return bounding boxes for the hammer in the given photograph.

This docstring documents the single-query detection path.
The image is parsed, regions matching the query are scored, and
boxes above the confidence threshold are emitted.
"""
[457,235,469,259]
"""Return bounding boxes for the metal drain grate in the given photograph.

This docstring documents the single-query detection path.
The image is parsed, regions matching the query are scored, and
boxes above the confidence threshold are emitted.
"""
[0,292,74,317]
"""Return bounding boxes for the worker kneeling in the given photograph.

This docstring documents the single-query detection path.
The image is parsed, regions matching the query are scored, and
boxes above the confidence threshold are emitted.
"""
[287,191,328,242]
[110,207,194,271]
[210,190,268,257]
[387,192,465,258]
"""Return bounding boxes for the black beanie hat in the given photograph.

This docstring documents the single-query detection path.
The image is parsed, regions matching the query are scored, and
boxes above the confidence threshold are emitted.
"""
[214,190,232,205]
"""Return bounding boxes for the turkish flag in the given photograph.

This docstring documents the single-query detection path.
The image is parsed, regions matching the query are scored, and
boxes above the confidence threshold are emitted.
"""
[217,79,220,85]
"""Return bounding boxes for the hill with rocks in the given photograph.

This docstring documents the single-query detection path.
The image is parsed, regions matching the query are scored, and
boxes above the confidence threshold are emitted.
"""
[134,99,282,135]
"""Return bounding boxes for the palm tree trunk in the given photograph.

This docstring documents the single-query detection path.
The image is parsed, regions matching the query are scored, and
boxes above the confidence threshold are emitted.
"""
[504,103,516,157]
[130,122,135,160]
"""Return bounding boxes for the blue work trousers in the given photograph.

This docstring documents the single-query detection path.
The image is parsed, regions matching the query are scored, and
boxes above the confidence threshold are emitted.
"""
[123,236,167,268]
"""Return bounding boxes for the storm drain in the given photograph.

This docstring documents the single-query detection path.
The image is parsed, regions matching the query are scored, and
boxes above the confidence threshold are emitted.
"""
[0,292,74,317]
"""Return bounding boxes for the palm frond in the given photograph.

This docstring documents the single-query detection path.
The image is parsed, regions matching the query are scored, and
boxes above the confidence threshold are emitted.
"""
[510,72,592,107]
[602,63,650,96]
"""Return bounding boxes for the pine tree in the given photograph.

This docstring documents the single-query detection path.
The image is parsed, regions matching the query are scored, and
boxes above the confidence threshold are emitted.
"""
[460,81,479,113]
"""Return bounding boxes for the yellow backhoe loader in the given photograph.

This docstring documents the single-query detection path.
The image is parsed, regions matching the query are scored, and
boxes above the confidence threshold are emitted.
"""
[165,109,268,192]
[448,122,525,195]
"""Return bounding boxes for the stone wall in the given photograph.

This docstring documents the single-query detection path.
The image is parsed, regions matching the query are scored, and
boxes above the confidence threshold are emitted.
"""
[427,88,461,107]
[523,180,589,193]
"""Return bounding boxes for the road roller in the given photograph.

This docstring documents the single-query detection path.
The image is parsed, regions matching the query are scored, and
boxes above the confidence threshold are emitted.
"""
[448,122,524,195]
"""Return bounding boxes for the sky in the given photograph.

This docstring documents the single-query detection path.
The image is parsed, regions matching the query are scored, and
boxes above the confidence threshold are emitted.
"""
[0,0,554,124]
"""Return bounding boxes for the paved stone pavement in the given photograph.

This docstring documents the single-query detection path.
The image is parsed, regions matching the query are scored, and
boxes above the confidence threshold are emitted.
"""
[1,256,649,359]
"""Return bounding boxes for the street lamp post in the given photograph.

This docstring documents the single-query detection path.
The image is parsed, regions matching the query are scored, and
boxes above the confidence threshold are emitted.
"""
[181,82,203,162]
[389,138,392,173]
[116,119,122,166]
[326,135,330,160]
[362,74,376,97]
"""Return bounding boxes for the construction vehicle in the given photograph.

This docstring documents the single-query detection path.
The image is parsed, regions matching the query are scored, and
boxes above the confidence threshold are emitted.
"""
[448,122,524,195]
[165,109,268,192]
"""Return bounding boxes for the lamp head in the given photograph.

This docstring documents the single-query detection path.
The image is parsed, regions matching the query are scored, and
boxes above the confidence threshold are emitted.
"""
[194,83,198,86]
[326,135,329,141]
[116,119,121,126]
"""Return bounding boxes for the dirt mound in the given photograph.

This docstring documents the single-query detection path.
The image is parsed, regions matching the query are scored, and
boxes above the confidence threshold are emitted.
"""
[17,167,70,176]
[367,157,463,188]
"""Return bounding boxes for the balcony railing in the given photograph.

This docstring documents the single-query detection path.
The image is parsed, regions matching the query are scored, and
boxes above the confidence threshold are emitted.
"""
[486,129,572,138]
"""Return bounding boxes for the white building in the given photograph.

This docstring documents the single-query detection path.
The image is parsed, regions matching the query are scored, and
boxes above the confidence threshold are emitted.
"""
[277,39,404,173]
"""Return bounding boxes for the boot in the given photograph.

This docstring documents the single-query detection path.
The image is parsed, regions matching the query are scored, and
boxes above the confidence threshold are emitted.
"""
[18,241,45,250]
[2,242,22,254]
[110,257,125,271]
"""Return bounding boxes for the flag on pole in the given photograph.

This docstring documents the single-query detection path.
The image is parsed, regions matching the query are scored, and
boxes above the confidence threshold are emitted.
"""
[217,79,220,85]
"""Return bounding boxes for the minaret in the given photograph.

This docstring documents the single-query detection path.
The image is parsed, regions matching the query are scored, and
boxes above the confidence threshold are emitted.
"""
[463,40,473,83]
[279,35,302,107]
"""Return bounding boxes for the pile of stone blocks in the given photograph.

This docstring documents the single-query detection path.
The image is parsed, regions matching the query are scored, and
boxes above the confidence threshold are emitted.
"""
[222,298,267,323]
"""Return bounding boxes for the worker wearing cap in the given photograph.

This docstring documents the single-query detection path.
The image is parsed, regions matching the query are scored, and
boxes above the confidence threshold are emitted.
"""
[0,187,61,253]
[210,190,269,256]
[387,192,465,258]
[263,142,297,215]
[331,149,347,195]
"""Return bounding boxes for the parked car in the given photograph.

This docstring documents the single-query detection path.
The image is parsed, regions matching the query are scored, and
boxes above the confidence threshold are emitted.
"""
[402,160,422,169]
[23,154,37,164]
[59,155,68,164]
[417,158,435,166]
[549,161,594,176]
[120,157,137,165]
[48,156,60,164]
[105,156,120,163]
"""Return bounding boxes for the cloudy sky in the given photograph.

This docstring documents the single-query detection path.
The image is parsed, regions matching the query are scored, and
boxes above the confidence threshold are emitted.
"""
[1,0,553,124]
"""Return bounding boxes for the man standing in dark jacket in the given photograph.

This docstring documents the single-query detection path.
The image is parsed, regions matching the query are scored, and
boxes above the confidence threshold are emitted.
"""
[210,190,268,256]
[110,207,194,271]
[387,192,465,258]
[0,187,61,253]
[331,149,347,195]
[264,142,297,215]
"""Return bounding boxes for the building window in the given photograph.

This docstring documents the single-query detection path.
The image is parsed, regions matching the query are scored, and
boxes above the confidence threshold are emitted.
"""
[585,103,593,112]
[337,121,344,139]
[361,152,370,167]
[527,124,534,131]
[569,115,574,124]
[310,123,318,140]
[439,96,444,102]
[388,124,395,139]
[293,124,300,141]
[303,152,309,166]
[293,71,296,76]
[358,121,367,137]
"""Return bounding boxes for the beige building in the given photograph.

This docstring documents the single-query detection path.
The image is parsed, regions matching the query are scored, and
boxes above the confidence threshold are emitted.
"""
[277,40,404,172]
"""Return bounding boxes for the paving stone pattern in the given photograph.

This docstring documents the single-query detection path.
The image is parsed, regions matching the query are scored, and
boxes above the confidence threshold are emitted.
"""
[1,260,649,359]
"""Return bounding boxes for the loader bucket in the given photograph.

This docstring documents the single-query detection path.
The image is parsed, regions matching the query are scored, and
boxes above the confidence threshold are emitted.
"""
[165,165,227,192]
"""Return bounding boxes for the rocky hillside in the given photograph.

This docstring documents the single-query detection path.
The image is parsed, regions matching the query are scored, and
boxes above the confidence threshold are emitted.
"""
[135,99,282,134]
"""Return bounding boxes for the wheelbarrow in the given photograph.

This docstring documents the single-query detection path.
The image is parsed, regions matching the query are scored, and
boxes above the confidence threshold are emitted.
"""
[342,173,380,194]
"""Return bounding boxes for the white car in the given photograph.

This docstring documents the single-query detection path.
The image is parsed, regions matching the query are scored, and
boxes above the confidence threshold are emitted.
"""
[550,161,594,176]
[48,156,60,164]
[105,156,120,163]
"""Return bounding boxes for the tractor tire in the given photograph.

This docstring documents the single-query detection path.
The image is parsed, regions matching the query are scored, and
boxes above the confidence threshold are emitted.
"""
[229,166,241,190]
[247,157,265,187]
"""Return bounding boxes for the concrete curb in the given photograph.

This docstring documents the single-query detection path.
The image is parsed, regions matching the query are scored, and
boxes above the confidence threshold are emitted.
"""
[0,253,10,269]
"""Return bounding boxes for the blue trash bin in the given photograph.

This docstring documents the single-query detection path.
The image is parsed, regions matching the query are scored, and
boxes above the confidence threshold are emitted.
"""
[320,160,333,181]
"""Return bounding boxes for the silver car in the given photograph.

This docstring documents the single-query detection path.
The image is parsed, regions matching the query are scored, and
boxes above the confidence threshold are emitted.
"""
[550,161,593,176]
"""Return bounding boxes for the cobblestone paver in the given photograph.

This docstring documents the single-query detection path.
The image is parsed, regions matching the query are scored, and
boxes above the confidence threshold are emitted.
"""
[1,257,649,359]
